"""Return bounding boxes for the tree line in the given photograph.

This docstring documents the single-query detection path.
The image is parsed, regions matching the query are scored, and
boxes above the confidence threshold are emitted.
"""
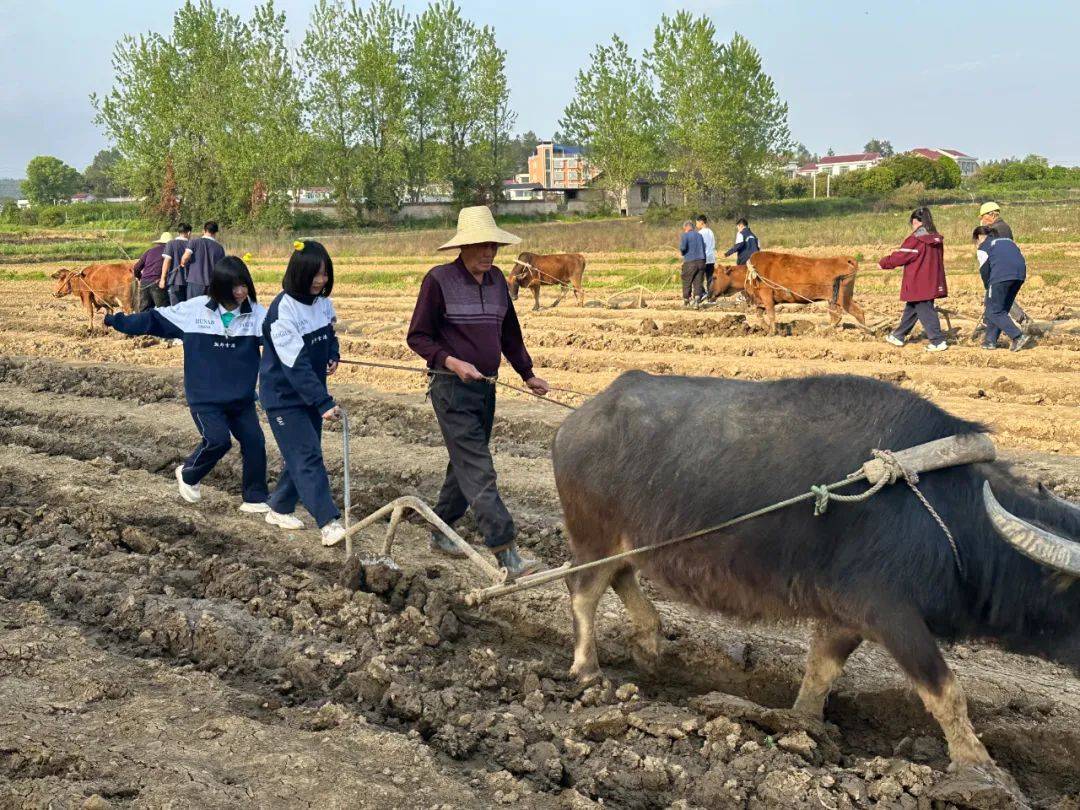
[17,150,129,207]
[92,0,518,227]
[558,12,792,210]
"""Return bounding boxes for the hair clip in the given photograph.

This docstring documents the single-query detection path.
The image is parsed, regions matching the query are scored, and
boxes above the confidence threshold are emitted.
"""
[242,252,253,263]
[293,240,305,251]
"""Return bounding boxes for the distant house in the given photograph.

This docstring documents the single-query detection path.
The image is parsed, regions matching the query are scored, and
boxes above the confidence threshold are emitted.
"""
[795,152,882,177]
[502,177,544,201]
[295,187,332,205]
[527,141,602,190]
[585,171,685,217]
[69,192,96,203]
[907,147,979,176]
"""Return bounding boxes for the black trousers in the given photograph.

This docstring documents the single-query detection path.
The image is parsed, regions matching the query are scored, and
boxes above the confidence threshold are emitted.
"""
[681,260,706,302]
[702,263,715,298]
[429,375,515,550]
[139,282,168,311]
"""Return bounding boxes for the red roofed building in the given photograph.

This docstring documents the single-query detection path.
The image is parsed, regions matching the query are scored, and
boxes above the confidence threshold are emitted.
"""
[907,147,979,176]
[794,152,882,177]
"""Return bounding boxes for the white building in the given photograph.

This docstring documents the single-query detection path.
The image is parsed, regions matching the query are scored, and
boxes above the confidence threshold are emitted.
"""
[795,152,882,177]
[909,148,979,176]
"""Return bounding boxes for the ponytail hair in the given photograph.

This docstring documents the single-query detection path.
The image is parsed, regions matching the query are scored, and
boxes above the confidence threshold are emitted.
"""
[910,206,938,234]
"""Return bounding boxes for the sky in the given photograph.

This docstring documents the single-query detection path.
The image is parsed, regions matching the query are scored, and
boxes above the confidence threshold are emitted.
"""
[1,0,1079,177]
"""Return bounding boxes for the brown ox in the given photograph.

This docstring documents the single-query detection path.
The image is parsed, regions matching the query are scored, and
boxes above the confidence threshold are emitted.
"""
[709,251,865,335]
[52,262,136,332]
[508,252,586,311]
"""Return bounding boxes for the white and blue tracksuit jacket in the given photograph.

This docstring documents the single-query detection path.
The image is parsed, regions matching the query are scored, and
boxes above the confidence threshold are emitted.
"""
[724,228,760,265]
[259,291,339,414]
[105,297,267,407]
[976,236,1027,288]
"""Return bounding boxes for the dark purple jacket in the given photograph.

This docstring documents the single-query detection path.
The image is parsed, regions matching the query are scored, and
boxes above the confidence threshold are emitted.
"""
[132,243,166,284]
[406,258,534,381]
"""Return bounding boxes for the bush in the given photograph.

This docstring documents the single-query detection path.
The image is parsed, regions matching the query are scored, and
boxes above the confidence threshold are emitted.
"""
[38,206,65,227]
[292,209,344,231]
[886,181,927,210]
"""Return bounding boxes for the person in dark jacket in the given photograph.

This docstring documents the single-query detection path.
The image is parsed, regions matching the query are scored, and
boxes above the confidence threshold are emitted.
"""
[973,225,1031,351]
[132,232,171,311]
[679,221,707,307]
[407,205,549,579]
[103,256,269,511]
[978,202,1028,326]
[723,217,760,266]
[260,240,346,548]
[181,221,225,299]
[880,207,949,352]
[161,223,193,307]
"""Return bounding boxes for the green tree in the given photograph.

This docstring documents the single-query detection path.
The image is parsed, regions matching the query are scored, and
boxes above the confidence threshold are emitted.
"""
[471,25,516,202]
[560,35,663,201]
[699,33,791,206]
[863,138,894,157]
[645,11,722,198]
[22,156,82,206]
[508,130,539,174]
[933,156,961,189]
[350,0,410,213]
[82,148,127,197]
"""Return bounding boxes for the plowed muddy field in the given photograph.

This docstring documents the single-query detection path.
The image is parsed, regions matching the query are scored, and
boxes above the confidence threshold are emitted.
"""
[1,247,1077,808]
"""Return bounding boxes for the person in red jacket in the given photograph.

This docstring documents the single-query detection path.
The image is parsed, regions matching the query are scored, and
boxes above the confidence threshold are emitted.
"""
[879,207,949,352]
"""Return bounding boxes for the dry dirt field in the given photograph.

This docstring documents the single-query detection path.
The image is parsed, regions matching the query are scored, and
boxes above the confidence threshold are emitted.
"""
[0,237,1078,808]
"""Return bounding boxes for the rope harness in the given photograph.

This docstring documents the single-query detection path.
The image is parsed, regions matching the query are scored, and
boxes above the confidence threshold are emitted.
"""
[512,258,573,290]
[744,260,855,308]
[335,358,583,410]
[812,448,963,573]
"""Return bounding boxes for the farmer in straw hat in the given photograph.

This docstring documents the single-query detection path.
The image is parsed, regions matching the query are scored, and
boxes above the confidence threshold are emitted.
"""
[133,231,172,311]
[407,206,550,578]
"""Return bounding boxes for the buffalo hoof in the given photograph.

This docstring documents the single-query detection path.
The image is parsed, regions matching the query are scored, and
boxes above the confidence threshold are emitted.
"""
[570,664,602,685]
[630,632,664,674]
[930,762,1029,809]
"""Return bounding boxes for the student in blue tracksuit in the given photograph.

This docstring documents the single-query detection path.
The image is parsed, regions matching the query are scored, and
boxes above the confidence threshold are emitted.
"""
[723,217,760,266]
[104,257,270,510]
[259,240,346,547]
[973,225,1031,352]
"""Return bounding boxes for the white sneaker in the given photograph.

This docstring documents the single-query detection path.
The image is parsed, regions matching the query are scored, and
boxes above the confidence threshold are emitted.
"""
[320,521,346,547]
[885,334,904,347]
[175,465,201,503]
[265,510,304,530]
[925,341,948,353]
[239,501,271,514]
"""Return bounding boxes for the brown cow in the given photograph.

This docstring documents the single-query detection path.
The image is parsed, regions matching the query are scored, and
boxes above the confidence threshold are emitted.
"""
[52,262,136,332]
[508,252,586,311]
[709,251,866,335]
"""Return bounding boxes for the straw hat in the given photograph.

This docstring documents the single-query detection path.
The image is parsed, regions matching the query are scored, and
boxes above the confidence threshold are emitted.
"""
[154,231,172,244]
[979,201,1000,216]
[437,205,521,251]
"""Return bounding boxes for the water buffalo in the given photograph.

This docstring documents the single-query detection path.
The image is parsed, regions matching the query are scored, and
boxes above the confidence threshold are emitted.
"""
[508,252,586,310]
[709,251,866,334]
[53,263,136,332]
[552,371,1078,780]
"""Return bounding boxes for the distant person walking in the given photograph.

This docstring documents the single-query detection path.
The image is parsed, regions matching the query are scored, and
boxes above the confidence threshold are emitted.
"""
[679,220,707,307]
[723,217,760,266]
[161,223,193,306]
[695,214,716,302]
[181,221,225,299]
[978,202,1028,326]
[880,207,949,352]
[973,225,1031,351]
[132,232,171,311]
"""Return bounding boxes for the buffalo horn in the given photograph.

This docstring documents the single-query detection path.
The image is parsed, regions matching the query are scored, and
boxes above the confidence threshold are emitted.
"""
[983,481,1080,576]
[1038,482,1080,517]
